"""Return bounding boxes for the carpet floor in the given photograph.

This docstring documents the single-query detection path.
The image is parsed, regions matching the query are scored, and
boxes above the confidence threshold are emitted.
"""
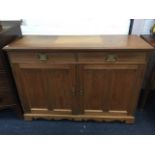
[0,92,155,135]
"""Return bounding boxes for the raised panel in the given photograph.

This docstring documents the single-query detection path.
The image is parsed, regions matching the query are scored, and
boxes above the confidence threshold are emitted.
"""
[81,68,109,111]
[108,69,138,111]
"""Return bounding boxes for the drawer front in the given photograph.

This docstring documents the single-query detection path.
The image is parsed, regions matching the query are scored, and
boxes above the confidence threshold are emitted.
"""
[8,51,147,65]
[78,52,147,64]
[8,51,77,64]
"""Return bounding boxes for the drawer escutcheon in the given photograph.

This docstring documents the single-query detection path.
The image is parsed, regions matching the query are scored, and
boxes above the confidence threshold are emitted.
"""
[38,53,48,62]
[105,54,117,62]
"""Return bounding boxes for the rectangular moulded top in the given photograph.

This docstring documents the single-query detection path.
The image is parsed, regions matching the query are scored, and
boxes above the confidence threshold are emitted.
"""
[3,35,154,51]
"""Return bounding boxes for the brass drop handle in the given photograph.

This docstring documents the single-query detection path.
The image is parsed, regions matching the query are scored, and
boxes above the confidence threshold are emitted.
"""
[38,53,48,61]
[105,54,117,62]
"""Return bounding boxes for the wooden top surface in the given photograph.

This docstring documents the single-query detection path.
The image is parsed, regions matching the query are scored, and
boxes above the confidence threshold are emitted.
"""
[141,35,155,48]
[4,35,153,51]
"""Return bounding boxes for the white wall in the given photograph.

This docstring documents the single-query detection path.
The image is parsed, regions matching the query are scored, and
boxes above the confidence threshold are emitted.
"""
[20,19,130,35]
[131,19,155,35]
[0,0,130,35]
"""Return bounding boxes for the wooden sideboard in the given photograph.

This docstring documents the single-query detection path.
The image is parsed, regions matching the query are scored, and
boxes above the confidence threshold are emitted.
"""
[0,20,22,115]
[4,35,153,123]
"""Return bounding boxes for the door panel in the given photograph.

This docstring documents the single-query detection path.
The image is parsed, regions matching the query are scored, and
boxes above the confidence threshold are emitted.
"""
[80,64,144,114]
[13,63,76,114]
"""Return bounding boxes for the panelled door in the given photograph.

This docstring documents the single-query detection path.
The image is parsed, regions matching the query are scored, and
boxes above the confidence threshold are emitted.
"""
[12,63,77,115]
[79,64,145,115]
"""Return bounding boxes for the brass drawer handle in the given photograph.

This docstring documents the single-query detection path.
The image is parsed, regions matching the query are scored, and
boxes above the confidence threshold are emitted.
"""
[105,54,117,62]
[38,53,48,61]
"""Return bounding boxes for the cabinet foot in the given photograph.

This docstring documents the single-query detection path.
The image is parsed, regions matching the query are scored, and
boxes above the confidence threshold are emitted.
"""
[23,113,135,124]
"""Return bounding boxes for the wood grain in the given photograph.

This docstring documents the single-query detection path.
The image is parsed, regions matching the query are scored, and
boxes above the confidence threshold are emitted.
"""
[6,35,153,123]
[4,35,153,50]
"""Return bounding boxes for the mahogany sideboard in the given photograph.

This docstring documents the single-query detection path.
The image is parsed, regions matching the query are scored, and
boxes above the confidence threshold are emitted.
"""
[3,35,153,123]
[0,20,22,115]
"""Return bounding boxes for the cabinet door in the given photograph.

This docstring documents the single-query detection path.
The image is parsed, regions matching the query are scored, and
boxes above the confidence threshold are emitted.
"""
[12,63,76,115]
[79,64,145,115]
